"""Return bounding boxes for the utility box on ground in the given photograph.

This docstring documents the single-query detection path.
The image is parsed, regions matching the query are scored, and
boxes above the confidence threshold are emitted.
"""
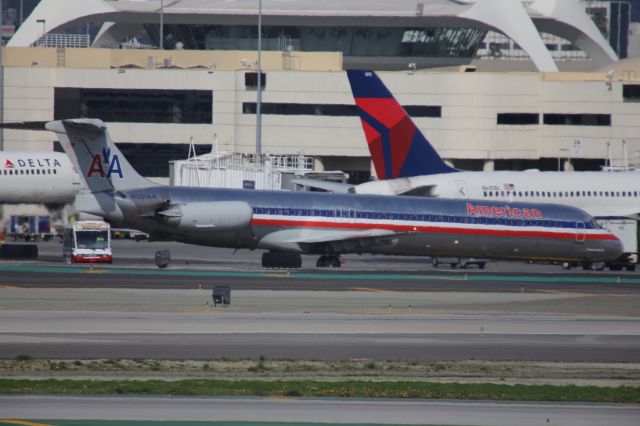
[154,250,171,268]
[212,285,231,306]
[0,244,38,259]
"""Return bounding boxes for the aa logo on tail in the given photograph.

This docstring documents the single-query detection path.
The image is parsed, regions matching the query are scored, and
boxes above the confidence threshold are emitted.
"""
[87,146,123,178]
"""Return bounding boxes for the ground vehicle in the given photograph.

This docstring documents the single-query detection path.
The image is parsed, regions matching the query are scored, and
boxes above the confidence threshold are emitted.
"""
[6,215,57,242]
[432,257,487,269]
[62,220,112,263]
[599,219,637,271]
[111,228,149,241]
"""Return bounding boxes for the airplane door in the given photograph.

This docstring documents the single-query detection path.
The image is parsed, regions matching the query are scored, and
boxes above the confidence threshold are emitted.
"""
[454,180,469,199]
[575,222,585,243]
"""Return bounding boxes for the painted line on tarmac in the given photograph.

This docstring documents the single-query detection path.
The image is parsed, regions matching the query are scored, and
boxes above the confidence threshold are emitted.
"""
[0,264,639,285]
[0,421,53,426]
[350,287,390,292]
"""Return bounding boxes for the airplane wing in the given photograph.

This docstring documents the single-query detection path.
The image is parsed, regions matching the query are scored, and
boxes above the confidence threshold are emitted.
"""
[349,177,438,197]
[258,228,402,252]
[386,185,436,197]
[290,178,355,193]
[592,208,640,221]
[291,177,437,197]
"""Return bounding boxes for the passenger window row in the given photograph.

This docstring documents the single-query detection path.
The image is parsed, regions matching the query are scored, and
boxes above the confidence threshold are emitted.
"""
[1,169,58,176]
[252,207,590,229]
[483,190,638,198]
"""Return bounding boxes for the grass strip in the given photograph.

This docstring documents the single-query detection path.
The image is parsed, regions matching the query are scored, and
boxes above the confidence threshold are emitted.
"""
[1,378,638,403]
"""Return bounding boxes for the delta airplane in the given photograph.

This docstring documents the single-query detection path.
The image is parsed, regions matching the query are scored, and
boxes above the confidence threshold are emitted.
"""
[0,150,81,205]
[0,119,621,268]
[301,70,640,221]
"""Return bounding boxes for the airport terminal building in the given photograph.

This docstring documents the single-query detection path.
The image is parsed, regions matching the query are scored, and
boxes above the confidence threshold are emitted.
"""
[2,0,640,184]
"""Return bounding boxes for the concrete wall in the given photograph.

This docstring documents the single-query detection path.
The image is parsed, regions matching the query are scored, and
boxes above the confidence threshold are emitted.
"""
[2,47,343,72]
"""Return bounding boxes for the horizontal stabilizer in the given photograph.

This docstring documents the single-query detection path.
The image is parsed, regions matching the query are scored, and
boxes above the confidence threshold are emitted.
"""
[0,121,49,131]
[46,118,106,135]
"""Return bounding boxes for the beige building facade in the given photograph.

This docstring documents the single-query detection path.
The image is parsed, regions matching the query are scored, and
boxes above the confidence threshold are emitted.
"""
[2,47,640,181]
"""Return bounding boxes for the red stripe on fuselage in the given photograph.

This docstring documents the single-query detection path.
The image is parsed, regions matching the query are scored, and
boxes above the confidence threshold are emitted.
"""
[250,217,617,241]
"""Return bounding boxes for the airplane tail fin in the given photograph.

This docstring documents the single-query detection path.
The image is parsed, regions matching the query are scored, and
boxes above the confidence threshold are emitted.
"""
[45,119,156,193]
[346,70,457,179]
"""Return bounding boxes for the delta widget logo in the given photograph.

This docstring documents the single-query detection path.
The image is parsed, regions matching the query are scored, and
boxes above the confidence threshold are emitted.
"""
[87,147,123,178]
[5,159,15,169]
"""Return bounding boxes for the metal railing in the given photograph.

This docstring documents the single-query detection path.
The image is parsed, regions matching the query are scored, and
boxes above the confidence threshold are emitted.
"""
[34,34,90,48]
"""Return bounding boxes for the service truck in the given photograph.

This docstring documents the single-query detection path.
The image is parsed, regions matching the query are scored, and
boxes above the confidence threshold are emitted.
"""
[599,218,637,271]
[62,221,112,264]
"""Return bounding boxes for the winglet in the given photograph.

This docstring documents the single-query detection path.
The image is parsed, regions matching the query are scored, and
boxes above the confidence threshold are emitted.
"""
[346,70,457,179]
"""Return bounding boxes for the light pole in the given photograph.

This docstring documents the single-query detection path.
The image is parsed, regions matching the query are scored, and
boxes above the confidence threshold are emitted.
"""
[0,0,4,150]
[255,0,262,158]
[159,0,164,50]
[36,19,46,38]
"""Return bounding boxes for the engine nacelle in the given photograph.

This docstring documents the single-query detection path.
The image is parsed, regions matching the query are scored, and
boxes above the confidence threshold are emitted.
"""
[164,201,253,232]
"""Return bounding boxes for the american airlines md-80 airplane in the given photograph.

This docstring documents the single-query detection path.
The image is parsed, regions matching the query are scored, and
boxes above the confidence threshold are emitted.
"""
[0,119,622,268]
[0,151,81,205]
[305,70,640,221]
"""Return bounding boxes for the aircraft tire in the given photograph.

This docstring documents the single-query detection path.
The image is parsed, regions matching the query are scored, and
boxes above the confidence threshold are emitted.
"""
[317,255,341,268]
[329,256,341,268]
[316,255,329,267]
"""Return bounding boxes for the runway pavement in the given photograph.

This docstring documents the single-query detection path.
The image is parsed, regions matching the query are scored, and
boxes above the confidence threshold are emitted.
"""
[2,331,638,361]
[1,298,638,361]
[2,396,639,426]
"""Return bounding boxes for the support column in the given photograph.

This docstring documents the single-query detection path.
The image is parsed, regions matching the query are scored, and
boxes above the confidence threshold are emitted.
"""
[483,160,495,171]
[313,157,324,172]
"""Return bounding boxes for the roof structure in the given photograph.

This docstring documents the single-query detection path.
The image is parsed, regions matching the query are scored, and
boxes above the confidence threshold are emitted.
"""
[9,0,618,72]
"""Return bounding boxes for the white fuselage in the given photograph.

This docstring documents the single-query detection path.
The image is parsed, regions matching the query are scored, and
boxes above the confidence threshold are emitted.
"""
[354,170,640,219]
[0,151,81,204]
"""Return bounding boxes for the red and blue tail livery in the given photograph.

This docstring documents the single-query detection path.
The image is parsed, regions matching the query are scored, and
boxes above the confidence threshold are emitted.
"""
[346,70,457,179]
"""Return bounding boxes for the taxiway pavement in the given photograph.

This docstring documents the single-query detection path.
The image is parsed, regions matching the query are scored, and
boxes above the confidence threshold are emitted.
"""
[2,396,639,426]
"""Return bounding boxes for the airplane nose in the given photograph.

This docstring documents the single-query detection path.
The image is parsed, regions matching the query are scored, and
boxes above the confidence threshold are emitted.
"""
[600,235,624,262]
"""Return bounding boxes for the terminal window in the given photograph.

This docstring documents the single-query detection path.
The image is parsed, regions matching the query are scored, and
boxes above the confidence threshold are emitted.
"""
[54,88,212,124]
[117,143,211,177]
[543,113,611,126]
[497,113,539,125]
[623,84,640,101]
[245,72,266,88]
[242,102,441,118]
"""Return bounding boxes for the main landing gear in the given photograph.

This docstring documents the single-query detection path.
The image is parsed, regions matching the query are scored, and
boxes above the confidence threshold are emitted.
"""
[316,255,342,268]
[261,251,302,269]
